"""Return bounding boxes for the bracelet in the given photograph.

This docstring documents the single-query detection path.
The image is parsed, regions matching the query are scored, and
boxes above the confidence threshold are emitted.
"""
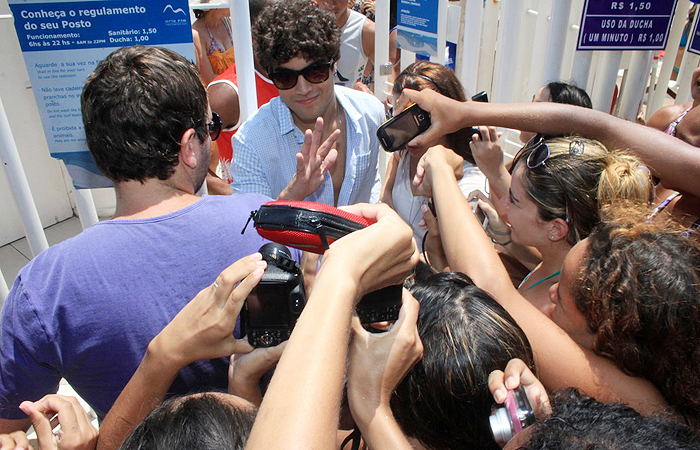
[361,74,374,86]
[489,229,511,236]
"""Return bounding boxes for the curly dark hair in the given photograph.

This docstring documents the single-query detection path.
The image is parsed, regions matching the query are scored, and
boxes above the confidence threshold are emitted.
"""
[574,205,700,432]
[81,45,208,182]
[392,61,474,163]
[253,0,340,72]
[393,271,534,450]
[522,389,700,450]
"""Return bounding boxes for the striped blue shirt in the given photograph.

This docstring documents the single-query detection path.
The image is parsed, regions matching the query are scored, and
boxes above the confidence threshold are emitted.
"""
[231,86,383,206]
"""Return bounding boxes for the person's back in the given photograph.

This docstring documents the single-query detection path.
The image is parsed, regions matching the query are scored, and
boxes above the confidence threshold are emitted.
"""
[0,45,274,430]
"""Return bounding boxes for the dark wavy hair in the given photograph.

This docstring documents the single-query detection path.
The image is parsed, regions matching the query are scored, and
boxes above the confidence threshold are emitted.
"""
[392,271,534,450]
[392,61,474,163]
[253,0,340,72]
[511,137,652,245]
[574,205,700,432]
[81,45,208,182]
[523,389,700,450]
[118,393,257,450]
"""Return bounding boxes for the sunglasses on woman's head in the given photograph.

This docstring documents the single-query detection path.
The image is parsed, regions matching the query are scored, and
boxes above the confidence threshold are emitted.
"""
[268,61,333,90]
[524,135,585,169]
[520,135,586,225]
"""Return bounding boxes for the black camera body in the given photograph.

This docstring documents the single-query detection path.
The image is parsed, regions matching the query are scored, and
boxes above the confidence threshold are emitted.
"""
[241,243,306,347]
[356,284,403,324]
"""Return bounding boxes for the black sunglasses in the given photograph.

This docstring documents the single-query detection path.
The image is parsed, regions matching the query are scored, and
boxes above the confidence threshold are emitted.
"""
[207,112,222,141]
[268,61,333,90]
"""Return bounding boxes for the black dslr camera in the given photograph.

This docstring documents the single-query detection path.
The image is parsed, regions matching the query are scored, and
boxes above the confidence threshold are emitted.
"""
[241,243,306,347]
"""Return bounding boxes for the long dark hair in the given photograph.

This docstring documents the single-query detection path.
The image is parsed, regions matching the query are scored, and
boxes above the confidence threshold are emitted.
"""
[392,271,534,450]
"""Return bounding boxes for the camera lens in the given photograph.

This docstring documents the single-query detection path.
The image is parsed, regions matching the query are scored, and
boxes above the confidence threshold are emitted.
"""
[259,243,292,263]
[489,386,535,446]
[489,407,514,446]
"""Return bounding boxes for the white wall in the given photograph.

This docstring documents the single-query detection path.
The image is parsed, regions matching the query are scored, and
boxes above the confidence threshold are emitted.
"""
[0,0,74,246]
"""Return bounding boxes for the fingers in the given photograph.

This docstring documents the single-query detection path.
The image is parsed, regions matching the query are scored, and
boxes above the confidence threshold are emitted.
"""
[488,370,508,404]
[487,126,499,142]
[504,358,536,390]
[19,401,55,450]
[418,203,438,232]
[0,431,30,450]
[339,202,394,223]
[319,148,338,175]
[213,253,266,315]
[311,117,325,155]
[395,289,420,337]
[300,129,313,168]
[466,189,488,203]
[317,129,341,159]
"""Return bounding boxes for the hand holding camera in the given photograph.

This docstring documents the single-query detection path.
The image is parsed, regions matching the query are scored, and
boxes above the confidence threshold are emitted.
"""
[332,203,419,299]
[229,341,287,406]
[488,358,551,445]
[149,254,265,367]
[347,289,423,428]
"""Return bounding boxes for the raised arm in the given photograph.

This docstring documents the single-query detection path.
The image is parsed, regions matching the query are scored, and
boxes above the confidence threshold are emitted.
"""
[97,254,264,450]
[402,89,700,198]
[245,203,419,450]
[416,146,668,415]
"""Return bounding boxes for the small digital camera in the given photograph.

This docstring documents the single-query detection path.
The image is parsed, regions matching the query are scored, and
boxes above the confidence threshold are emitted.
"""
[489,385,536,446]
[240,243,306,348]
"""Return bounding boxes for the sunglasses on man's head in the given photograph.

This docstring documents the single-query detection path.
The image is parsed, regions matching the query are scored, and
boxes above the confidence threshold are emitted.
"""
[268,61,333,90]
[208,112,222,141]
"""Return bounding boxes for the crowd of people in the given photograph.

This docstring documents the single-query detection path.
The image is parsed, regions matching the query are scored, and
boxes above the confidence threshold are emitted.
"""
[2,0,700,449]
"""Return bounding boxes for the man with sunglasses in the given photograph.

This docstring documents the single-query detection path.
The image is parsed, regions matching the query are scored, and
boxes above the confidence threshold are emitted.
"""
[0,45,278,434]
[231,0,384,206]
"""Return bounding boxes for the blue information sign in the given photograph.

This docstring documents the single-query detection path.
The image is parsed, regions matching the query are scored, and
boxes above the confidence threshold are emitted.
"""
[577,0,679,51]
[9,0,195,188]
[396,0,441,57]
[687,6,700,55]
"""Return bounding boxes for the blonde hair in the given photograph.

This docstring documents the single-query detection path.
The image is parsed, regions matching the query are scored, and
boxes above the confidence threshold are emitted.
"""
[512,136,652,245]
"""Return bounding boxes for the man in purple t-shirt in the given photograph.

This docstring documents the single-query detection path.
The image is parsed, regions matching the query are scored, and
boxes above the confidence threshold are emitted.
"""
[0,46,274,433]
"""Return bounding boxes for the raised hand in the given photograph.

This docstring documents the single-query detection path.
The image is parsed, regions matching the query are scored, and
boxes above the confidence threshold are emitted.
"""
[347,289,423,426]
[278,117,340,200]
[229,342,287,406]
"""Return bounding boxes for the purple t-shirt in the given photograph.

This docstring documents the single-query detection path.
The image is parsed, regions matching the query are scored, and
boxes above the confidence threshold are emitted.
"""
[0,194,288,419]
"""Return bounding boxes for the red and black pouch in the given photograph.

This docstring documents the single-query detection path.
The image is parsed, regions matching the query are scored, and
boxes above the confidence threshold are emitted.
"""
[241,200,401,324]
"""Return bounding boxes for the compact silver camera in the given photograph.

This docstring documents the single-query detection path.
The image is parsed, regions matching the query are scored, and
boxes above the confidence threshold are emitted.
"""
[489,385,536,446]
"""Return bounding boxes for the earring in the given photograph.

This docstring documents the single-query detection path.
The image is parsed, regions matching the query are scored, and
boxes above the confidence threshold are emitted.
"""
[550,235,556,240]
